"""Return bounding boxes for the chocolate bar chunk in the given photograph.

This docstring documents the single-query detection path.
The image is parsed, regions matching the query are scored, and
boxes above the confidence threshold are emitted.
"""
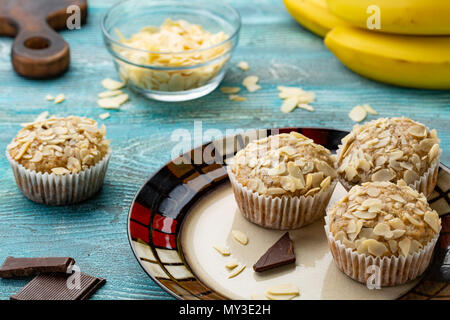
[0,257,75,278]
[10,272,106,300]
[253,232,296,272]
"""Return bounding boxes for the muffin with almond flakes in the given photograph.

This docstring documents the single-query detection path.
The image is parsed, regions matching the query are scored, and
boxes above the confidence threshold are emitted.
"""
[6,115,111,205]
[227,132,337,229]
[325,180,441,286]
[336,117,441,197]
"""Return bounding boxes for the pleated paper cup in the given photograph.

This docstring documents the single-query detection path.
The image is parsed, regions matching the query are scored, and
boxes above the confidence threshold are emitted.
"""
[324,215,440,287]
[6,149,111,206]
[227,166,337,230]
[336,145,441,199]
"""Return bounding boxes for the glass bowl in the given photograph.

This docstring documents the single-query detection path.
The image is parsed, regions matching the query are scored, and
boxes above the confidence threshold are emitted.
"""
[101,0,241,102]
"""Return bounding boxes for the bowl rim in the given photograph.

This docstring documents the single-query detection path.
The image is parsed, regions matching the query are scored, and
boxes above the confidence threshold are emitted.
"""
[100,0,241,56]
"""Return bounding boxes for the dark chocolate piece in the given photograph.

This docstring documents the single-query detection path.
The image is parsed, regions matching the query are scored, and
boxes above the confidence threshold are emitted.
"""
[0,257,75,278]
[10,272,106,300]
[253,232,296,272]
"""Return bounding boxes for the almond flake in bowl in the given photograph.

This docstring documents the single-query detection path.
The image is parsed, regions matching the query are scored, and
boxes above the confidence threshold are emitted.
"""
[102,0,241,102]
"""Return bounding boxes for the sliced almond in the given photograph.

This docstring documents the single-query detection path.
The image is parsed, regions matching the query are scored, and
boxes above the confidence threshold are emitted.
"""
[97,94,129,109]
[371,169,394,182]
[281,96,298,113]
[54,94,65,104]
[266,283,299,296]
[231,230,248,245]
[237,61,249,71]
[51,167,70,175]
[213,245,231,256]
[220,86,241,94]
[398,238,411,257]
[45,95,54,101]
[98,90,123,98]
[102,78,125,90]
[362,104,377,115]
[229,94,247,102]
[348,105,367,122]
[225,260,239,270]
[99,112,110,120]
[424,211,440,233]
[297,103,314,112]
[228,264,246,278]
[364,239,387,257]
[353,211,377,220]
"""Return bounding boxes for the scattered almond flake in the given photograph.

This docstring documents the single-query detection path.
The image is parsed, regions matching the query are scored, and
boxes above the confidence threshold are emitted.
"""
[246,83,261,93]
[266,283,300,296]
[237,61,249,71]
[54,94,65,104]
[362,104,377,115]
[278,86,306,99]
[98,90,123,98]
[99,112,110,120]
[348,105,367,122]
[51,167,70,175]
[34,111,49,122]
[229,94,247,102]
[281,96,298,113]
[297,103,314,112]
[243,75,258,85]
[231,230,248,245]
[220,86,241,94]
[227,264,246,278]
[265,292,298,300]
[225,260,239,270]
[212,245,231,256]
[101,78,126,91]
[97,93,129,109]
[45,95,54,101]
[277,86,316,113]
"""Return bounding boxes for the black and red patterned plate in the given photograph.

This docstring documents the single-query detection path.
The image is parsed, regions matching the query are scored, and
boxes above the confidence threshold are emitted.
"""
[127,128,450,300]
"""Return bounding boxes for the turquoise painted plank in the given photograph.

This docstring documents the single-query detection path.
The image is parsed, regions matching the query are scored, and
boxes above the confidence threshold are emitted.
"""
[0,0,449,300]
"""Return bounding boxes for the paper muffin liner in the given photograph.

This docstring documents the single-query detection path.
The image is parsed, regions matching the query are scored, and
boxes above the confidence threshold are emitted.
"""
[324,215,440,287]
[336,144,442,199]
[6,150,111,206]
[227,166,337,230]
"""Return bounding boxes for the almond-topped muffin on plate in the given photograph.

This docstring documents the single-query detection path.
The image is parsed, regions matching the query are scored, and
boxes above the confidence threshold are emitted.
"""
[6,115,111,205]
[227,132,338,230]
[336,117,441,197]
[325,180,441,286]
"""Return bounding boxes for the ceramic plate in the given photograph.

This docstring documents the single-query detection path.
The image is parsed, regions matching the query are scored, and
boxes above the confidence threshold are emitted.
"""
[127,128,450,300]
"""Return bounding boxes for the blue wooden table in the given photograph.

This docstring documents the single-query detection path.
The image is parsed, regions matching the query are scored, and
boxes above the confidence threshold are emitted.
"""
[0,0,449,300]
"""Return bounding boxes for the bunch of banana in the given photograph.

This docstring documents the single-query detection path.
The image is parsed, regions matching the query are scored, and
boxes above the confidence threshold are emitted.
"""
[282,0,350,37]
[283,0,450,89]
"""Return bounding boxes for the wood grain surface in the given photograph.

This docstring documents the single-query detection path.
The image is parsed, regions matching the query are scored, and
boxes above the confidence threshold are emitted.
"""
[0,0,449,300]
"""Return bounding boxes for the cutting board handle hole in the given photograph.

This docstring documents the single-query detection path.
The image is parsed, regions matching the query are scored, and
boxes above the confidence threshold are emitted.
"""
[24,37,51,50]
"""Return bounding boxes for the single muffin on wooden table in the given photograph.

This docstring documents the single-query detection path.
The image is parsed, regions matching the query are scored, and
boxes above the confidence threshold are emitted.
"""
[325,180,441,286]
[336,117,441,197]
[6,115,111,205]
[227,132,337,230]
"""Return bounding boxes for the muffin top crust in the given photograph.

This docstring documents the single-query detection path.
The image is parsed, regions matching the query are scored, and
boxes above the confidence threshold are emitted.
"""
[231,132,337,197]
[336,117,440,187]
[7,116,110,174]
[328,181,441,258]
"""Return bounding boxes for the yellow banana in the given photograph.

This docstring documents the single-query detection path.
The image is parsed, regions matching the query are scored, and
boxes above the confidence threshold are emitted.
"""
[283,0,350,37]
[324,26,450,89]
[327,0,450,35]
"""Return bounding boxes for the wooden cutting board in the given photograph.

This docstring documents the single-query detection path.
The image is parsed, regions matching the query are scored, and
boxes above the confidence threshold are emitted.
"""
[0,0,87,78]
